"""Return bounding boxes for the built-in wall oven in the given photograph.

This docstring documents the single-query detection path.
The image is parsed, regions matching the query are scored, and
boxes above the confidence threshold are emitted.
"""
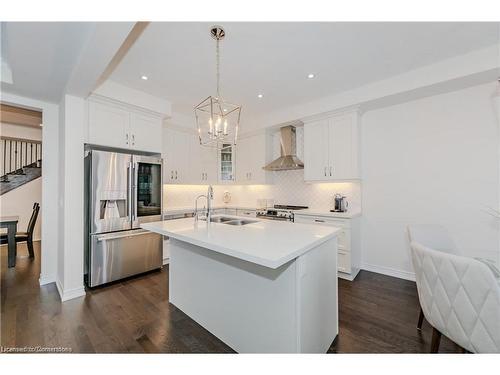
[84,147,163,287]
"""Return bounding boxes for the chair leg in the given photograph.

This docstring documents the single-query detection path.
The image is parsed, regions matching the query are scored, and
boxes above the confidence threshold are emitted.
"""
[430,327,442,353]
[417,307,424,330]
[27,238,34,258]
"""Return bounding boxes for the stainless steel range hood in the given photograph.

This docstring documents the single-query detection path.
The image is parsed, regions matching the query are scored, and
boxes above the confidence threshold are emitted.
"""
[263,125,304,171]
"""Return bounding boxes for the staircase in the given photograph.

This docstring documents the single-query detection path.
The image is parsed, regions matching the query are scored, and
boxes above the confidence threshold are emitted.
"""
[0,136,42,195]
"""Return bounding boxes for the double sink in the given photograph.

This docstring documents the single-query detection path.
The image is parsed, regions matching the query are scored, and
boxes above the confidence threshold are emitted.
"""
[209,216,258,226]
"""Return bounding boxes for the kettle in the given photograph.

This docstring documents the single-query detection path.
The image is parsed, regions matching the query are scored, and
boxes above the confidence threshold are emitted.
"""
[332,194,348,212]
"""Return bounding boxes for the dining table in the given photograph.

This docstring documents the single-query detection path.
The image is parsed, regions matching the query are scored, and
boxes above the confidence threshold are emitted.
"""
[1,216,19,267]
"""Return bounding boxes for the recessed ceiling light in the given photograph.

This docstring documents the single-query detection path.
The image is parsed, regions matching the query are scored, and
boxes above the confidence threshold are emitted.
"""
[141,75,148,80]
[307,73,315,79]
[257,94,263,98]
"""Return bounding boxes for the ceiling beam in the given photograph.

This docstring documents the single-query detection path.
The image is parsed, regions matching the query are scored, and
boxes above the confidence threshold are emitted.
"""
[0,103,42,127]
[64,22,139,99]
[93,22,150,91]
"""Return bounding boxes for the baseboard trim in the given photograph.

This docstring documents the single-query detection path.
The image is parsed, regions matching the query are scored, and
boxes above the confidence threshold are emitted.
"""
[39,274,56,285]
[163,257,170,265]
[56,279,86,302]
[361,263,415,281]
[338,267,360,281]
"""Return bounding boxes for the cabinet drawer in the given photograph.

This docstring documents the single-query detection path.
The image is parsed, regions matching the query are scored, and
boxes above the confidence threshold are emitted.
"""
[338,250,351,274]
[294,215,350,228]
[294,215,351,250]
[337,229,351,251]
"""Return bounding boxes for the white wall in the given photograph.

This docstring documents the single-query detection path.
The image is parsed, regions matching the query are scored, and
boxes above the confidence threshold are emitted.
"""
[360,82,500,280]
[0,122,42,140]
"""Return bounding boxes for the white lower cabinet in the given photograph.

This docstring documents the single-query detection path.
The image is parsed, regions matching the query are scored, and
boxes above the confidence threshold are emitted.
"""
[294,214,360,280]
[163,237,170,264]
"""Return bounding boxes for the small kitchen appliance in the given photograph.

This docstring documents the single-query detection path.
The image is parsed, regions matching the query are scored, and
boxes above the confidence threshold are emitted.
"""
[332,194,348,212]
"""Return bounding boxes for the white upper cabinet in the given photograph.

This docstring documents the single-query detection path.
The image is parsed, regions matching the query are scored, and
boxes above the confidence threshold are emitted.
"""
[88,101,130,149]
[163,127,191,184]
[163,127,218,185]
[191,137,218,184]
[303,119,329,181]
[88,99,163,153]
[304,111,360,181]
[235,133,273,184]
[129,112,162,152]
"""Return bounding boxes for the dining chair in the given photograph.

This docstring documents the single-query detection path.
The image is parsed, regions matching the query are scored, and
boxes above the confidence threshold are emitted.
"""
[0,203,40,258]
[407,224,457,330]
[409,240,500,353]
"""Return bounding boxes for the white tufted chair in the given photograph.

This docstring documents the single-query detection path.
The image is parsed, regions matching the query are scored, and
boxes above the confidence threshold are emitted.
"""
[407,225,457,330]
[409,241,500,353]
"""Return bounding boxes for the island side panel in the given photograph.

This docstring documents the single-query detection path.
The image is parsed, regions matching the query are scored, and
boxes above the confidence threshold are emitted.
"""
[295,236,338,353]
[169,238,299,353]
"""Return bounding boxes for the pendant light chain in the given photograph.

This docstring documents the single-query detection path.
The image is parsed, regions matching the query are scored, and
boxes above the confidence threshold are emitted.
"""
[216,37,220,99]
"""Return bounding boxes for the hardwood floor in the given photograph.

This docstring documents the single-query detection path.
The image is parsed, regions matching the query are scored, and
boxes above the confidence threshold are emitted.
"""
[1,243,462,353]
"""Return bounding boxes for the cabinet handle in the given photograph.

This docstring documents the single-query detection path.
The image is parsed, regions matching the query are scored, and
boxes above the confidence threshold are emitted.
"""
[324,167,327,177]
[249,172,252,180]
[171,170,173,180]
[315,219,325,223]
[175,170,178,180]
[125,133,129,145]
[329,166,332,176]
[131,134,135,146]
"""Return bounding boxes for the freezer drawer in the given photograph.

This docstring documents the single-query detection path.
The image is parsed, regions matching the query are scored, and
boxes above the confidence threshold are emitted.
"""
[88,229,162,287]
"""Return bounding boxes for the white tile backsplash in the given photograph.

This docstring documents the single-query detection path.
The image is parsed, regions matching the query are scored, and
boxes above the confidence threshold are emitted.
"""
[164,169,361,212]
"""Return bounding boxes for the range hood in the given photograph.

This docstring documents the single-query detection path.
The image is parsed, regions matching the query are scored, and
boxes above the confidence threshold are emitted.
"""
[263,125,304,171]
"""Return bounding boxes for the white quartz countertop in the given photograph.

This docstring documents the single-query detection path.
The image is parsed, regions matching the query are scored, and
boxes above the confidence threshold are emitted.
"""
[141,216,340,269]
[293,209,361,219]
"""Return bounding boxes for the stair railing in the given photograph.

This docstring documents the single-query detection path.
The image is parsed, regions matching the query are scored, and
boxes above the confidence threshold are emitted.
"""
[0,136,42,182]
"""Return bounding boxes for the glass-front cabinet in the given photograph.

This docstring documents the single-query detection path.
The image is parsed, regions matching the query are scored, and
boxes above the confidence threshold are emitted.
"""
[218,143,235,183]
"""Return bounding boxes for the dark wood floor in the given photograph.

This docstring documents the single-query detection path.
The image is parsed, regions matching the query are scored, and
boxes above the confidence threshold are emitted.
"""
[1,243,462,353]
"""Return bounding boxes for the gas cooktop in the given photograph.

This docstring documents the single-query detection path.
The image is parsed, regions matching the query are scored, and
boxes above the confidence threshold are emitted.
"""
[256,205,309,221]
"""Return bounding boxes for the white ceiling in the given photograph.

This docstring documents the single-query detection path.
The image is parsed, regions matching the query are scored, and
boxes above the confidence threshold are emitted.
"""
[110,22,499,124]
[1,22,94,102]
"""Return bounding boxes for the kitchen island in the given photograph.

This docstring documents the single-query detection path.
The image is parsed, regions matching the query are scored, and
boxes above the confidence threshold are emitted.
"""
[141,216,340,353]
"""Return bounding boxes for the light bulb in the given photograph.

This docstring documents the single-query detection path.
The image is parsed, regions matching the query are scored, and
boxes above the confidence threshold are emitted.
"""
[216,117,221,133]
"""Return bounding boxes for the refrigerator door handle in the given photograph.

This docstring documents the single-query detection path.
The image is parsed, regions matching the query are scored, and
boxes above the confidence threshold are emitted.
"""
[132,161,138,221]
[96,230,150,242]
[127,161,132,219]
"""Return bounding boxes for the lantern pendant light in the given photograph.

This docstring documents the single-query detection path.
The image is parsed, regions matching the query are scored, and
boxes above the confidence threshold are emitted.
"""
[194,25,241,150]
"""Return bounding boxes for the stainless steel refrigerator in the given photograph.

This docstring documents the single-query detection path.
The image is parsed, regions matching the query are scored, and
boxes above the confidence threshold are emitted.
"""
[84,147,163,287]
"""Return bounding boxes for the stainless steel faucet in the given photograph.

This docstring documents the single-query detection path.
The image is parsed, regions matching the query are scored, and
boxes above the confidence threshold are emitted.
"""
[194,185,214,222]
[206,185,214,222]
